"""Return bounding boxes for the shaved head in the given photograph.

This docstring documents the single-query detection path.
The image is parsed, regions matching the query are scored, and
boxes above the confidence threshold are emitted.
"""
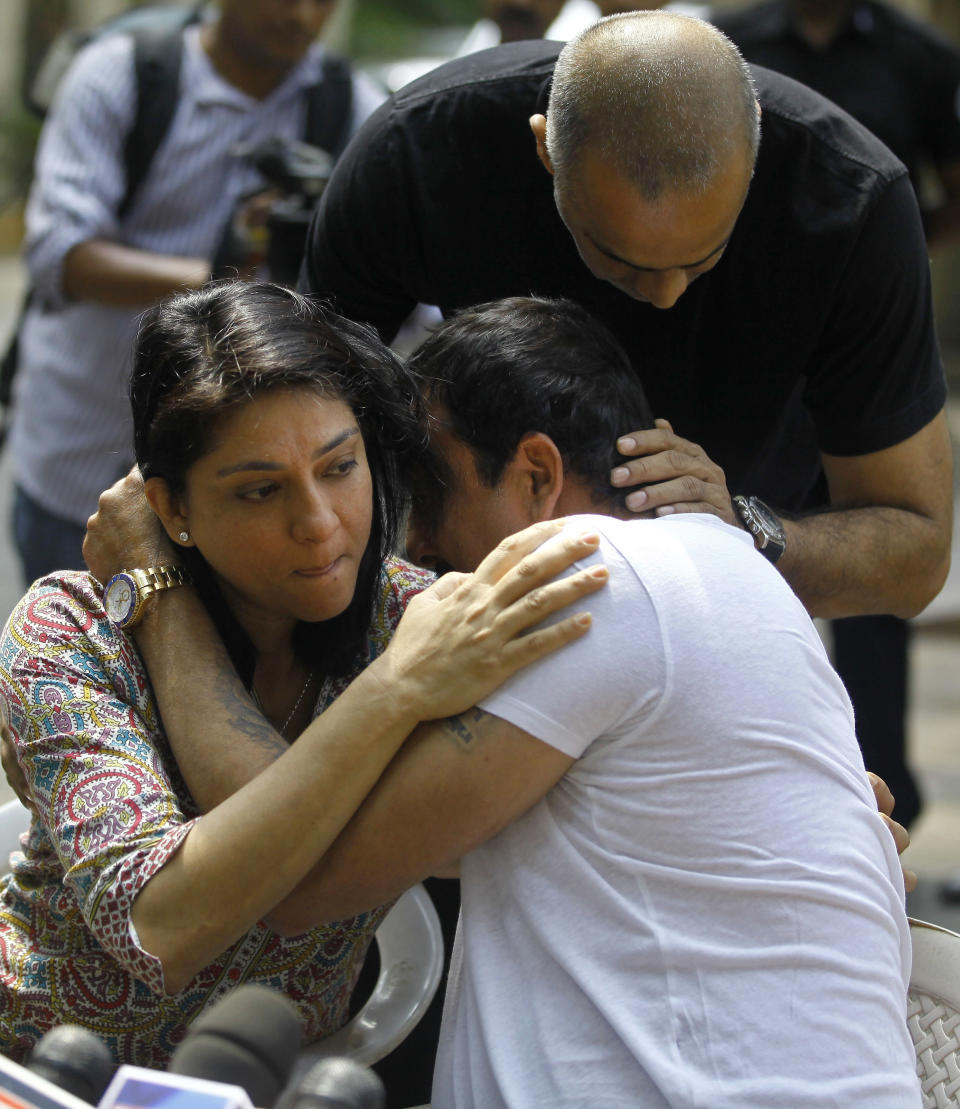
[545,11,759,201]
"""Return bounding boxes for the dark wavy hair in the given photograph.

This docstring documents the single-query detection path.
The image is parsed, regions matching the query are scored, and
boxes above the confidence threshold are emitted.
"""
[130,280,426,683]
[407,295,654,513]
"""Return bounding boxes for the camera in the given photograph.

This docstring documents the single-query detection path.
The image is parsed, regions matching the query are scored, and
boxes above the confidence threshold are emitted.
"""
[215,137,335,287]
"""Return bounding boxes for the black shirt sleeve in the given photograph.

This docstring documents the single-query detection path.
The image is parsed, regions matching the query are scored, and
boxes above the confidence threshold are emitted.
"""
[802,173,946,456]
[301,101,421,343]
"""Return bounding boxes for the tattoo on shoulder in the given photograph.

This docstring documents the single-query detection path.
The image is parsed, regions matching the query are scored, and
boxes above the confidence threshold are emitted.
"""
[440,708,492,753]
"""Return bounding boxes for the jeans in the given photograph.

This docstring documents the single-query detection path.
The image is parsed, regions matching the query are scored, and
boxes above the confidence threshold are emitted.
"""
[12,486,87,587]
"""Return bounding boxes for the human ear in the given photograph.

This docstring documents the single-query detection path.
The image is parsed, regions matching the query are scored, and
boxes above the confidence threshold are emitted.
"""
[144,477,195,548]
[514,432,564,520]
[529,114,554,175]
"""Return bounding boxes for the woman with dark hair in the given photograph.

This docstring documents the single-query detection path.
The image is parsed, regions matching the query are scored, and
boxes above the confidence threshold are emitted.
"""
[0,281,604,1065]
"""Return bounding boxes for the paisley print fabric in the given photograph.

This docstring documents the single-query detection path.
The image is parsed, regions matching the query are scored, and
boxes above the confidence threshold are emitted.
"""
[0,558,432,1065]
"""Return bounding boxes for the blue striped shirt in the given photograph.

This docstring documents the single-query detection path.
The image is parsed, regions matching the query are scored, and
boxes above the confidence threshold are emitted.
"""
[11,24,383,524]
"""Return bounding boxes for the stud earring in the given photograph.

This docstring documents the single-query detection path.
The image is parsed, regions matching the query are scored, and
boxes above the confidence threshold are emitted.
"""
[178,531,190,543]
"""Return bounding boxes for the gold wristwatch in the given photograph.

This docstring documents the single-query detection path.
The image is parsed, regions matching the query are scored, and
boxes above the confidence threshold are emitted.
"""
[103,565,189,629]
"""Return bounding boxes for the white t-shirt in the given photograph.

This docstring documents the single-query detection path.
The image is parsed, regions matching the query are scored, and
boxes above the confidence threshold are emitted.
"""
[432,514,918,1109]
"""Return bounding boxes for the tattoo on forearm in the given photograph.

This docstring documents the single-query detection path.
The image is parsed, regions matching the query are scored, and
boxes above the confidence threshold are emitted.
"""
[440,708,490,753]
[214,670,287,759]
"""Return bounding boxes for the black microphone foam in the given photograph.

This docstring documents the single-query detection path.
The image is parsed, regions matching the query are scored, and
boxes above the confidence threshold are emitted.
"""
[169,984,303,1107]
[288,1058,384,1109]
[26,1025,115,1105]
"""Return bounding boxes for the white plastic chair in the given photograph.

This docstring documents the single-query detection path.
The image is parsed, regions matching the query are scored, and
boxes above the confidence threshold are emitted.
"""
[908,917,960,1108]
[288,882,443,1082]
[0,797,32,875]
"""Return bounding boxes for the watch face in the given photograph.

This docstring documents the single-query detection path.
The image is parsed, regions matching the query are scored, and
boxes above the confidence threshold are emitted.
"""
[752,501,786,542]
[104,574,137,626]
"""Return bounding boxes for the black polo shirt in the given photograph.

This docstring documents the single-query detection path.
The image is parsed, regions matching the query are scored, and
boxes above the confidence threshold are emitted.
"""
[714,0,960,194]
[304,41,945,509]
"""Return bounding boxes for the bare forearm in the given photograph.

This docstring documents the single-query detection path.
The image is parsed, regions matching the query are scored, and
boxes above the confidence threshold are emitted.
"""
[132,656,422,994]
[265,717,483,928]
[83,475,274,810]
[776,410,954,619]
[63,239,209,308]
[132,594,424,989]
[264,711,572,931]
[134,590,284,811]
[778,504,951,619]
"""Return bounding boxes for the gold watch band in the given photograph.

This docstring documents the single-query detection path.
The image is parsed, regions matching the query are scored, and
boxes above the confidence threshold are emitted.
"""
[126,564,189,627]
[129,564,189,600]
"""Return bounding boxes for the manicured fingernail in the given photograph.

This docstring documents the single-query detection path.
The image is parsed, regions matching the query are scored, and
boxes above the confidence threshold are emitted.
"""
[575,612,592,627]
[617,437,636,452]
[625,490,648,510]
[589,565,609,580]
[611,467,629,485]
[655,505,676,516]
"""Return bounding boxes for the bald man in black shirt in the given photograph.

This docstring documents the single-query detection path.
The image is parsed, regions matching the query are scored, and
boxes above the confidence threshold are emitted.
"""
[304,12,951,660]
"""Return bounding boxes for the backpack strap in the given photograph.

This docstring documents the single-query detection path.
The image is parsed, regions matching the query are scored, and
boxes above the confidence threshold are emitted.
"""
[118,3,205,218]
[118,28,185,218]
[1,10,199,452]
[304,52,355,159]
[0,290,32,449]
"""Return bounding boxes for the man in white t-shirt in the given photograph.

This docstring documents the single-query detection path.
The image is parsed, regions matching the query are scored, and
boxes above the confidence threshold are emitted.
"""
[399,296,919,1108]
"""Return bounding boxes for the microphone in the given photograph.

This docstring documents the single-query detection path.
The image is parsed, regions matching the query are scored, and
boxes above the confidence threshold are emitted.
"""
[26,1025,115,1104]
[0,1050,100,1109]
[168,984,304,1107]
[287,1059,384,1109]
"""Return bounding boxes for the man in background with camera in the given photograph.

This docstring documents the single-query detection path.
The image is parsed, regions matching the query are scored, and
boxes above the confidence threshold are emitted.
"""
[7,0,383,585]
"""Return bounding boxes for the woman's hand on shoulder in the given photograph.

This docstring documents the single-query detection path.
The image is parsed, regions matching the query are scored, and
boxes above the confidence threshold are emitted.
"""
[378,519,608,722]
[84,467,176,584]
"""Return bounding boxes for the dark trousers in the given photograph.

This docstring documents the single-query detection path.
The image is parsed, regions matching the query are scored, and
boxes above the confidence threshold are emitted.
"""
[832,613,921,829]
[12,485,86,586]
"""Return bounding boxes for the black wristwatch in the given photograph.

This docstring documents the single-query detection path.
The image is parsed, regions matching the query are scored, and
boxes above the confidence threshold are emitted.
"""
[731,495,787,564]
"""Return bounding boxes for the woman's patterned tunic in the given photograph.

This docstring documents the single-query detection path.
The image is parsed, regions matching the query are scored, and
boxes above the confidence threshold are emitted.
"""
[0,558,432,1065]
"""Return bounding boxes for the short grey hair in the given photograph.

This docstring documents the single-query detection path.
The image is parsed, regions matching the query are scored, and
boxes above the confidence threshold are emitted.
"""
[546,11,760,201]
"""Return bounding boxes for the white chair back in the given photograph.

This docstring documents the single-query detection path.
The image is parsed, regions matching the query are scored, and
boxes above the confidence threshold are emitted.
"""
[909,917,960,1108]
[0,797,32,876]
[287,882,443,1086]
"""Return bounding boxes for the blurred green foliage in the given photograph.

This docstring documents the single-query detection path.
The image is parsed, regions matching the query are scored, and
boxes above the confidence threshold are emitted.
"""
[352,0,477,57]
[0,110,41,210]
[359,0,477,27]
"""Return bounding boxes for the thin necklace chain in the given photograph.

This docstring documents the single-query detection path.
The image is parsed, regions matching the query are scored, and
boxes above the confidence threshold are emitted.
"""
[252,671,315,738]
[280,671,315,737]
